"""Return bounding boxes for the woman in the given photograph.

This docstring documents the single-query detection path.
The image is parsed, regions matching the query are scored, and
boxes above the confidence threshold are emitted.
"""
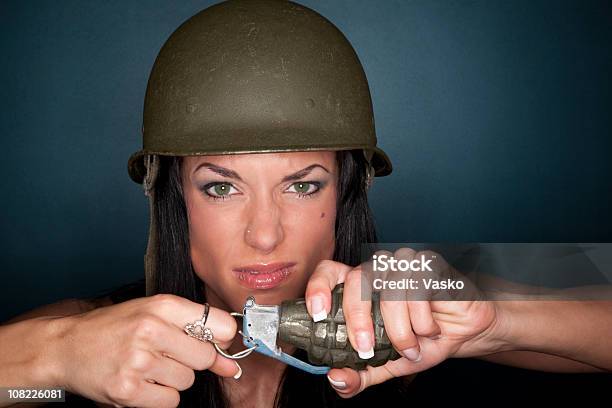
[1,1,610,407]
[3,1,404,406]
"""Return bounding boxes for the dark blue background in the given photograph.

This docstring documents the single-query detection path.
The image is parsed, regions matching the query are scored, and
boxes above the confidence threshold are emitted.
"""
[1,0,611,321]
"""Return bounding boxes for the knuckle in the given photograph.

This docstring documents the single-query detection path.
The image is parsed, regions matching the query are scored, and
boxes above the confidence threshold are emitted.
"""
[344,308,372,330]
[409,318,438,337]
[180,370,196,391]
[314,259,335,274]
[416,249,435,259]
[166,390,180,408]
[417,325,439,337]
[343,296,370,319]
[388,329,417,349]
[227,316,238,337]
[344,268,362,285]
[193,346,216,371]
[317,259,349,277]
[417,250,445,269]
[126,349,155,372]
[358,370,371,394]
[107,375,140,405]
[148,293,180,312]
[305,282,330,299]
[345,304,370,318]
[134,315,164,339]
[216,313,238,340]
[319,259,338,269]
[394,247,416,259]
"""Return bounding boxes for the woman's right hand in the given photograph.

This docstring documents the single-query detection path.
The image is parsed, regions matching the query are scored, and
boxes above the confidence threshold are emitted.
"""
[305,254,499,398]
[50,294,240,407]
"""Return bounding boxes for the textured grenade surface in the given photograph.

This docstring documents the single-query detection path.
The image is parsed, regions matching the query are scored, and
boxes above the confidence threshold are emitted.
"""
[278,284,400,370]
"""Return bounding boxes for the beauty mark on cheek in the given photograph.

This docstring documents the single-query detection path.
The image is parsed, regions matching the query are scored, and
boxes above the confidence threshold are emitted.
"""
[320,212,325,218]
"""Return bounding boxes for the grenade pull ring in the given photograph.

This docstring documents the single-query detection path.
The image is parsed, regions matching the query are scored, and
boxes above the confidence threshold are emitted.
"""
[241,296,331,375]
[213,312,258,360]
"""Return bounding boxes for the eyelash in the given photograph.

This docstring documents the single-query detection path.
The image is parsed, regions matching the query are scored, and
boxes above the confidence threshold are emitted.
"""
[288,181,322,199]
[199,181,323,201]
[201,182,238,201]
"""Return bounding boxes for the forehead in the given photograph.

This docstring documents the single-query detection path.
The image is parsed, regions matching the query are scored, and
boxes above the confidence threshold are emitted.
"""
[183,151,337,171]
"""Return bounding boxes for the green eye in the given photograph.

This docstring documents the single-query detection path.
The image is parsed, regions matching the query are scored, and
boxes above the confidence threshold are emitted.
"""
[202,182,238,200]
[213,183,231,196]
[287,181,321,196]
[294,182,312,194]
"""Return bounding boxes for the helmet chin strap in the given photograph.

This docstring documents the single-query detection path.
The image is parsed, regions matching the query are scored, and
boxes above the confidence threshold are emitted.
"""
[143,155,160,296]
[365,164,374,190]
[362,149,375,190]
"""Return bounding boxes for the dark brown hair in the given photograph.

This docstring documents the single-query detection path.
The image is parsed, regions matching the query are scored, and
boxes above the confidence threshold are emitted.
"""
[153,150,407,407]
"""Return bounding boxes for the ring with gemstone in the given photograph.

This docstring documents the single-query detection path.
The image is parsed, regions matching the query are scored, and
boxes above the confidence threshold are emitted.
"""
[184,303,214,342]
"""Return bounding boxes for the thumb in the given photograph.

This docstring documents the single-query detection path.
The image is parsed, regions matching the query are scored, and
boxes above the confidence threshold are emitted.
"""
[325,368,362,398]
[326,364,400,398]
[326,340,444,398]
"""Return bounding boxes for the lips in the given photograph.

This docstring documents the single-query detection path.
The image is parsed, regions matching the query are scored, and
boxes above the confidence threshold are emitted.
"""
[232,262,296,290]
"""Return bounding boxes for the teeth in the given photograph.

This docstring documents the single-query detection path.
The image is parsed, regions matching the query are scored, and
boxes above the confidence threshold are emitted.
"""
[239,266,291,275]
[235,267,292,281]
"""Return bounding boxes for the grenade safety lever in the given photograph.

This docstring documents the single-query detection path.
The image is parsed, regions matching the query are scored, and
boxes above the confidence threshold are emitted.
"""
[240,284,400,375]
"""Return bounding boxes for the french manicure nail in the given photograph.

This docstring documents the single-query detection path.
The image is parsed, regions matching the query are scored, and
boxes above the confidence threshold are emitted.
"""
[402,347,422,362]
[356,331,374,359]
[327,375,347,390]
[233,362,242,379]
[311,296,327,322]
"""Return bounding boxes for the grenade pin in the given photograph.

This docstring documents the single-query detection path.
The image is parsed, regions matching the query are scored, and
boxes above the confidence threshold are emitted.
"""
[240,296,331,375]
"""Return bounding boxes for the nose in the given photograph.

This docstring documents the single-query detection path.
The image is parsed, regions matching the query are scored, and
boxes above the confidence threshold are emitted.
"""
[244,194,284,254]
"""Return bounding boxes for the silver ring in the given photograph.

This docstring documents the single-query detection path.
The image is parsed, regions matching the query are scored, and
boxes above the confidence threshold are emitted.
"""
[184,303,214,342]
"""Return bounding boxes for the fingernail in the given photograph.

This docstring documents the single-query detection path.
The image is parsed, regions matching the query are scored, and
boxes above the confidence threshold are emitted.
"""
[356,331,374,359]
[233,362,242,380]
[311,296,327,322]
[327,375,347,390]
[402,347,422,362]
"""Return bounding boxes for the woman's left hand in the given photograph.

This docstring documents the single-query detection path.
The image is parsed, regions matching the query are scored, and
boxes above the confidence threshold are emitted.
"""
[305,250,502,398]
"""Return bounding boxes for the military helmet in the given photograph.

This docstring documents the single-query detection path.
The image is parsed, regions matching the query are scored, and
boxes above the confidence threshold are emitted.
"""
[130,0,392,295]
[128,0,392,184]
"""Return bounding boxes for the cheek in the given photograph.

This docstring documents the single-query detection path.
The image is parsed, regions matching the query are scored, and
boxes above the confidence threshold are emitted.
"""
[184,194,242,280]
[286,195,337,261]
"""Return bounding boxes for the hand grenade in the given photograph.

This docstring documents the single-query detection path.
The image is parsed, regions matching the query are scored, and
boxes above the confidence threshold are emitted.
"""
[278,284,400,370]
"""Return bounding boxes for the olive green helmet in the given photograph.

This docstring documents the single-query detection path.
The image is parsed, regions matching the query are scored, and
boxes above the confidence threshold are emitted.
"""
[129,0,392,295]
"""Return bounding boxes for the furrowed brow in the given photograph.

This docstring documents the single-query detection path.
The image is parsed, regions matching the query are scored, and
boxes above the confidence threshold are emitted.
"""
[281,164,329,183]
[193,162,244,181]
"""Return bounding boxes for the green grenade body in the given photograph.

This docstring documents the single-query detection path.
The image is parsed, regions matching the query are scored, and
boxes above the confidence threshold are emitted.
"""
[278,284,400,370]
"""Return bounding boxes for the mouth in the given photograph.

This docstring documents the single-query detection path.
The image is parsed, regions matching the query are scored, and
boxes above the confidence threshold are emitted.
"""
[232,262,297,290]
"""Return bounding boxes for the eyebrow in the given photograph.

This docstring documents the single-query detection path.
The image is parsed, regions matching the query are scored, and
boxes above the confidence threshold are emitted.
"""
[193,162,244,181]
[193,162,329,182]
[281,164,330,182]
